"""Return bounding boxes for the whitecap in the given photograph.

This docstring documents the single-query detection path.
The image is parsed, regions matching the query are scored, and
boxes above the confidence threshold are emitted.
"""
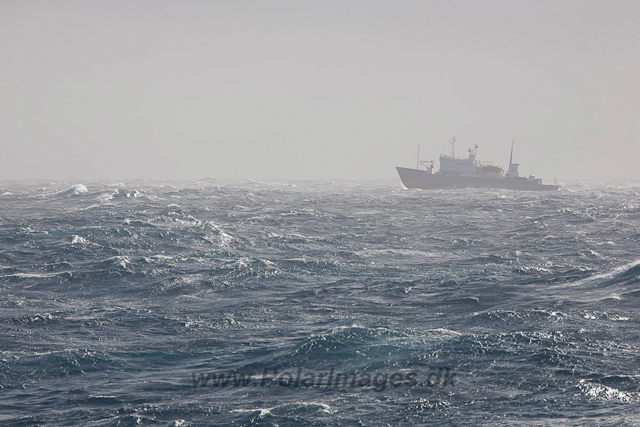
[5,272,65,279]
[55,184,88,196]
[231,407,274,417]
[71,235,88,245]
[578,379,636,402]
[104,256,130,269]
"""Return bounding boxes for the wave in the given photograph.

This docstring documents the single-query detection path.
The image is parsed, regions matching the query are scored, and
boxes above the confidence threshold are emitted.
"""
[593,260,640,288]
[578,378,639,402]
[230,401,331,419]
[97,188,145,202]
[1,349,116,386]
[1,271,72,280]
[123,219,157,228]
[557,259,640,293]
[53,184,88,196]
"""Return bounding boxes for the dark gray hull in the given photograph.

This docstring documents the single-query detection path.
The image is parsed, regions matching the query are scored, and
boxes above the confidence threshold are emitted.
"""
[396,167,559,191]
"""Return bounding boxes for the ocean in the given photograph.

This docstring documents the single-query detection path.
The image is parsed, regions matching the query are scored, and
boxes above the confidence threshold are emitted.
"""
[1,179,639,426]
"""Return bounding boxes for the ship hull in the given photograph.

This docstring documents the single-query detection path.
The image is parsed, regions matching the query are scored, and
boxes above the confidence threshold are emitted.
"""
[396,167,559,191]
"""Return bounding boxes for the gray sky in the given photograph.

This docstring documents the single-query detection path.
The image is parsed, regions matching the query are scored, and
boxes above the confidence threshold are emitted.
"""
[1,1,639,181]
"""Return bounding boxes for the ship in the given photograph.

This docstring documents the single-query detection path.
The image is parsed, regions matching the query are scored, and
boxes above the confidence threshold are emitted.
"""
[396,139,559,191]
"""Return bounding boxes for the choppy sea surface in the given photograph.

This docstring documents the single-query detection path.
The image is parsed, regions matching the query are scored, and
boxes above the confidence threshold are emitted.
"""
[1,179,640,426]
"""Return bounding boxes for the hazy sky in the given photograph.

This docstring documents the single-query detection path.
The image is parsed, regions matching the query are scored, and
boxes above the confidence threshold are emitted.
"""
[1,1,639,181]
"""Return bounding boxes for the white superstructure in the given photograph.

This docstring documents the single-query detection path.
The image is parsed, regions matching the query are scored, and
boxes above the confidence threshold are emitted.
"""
[437,141,505,178]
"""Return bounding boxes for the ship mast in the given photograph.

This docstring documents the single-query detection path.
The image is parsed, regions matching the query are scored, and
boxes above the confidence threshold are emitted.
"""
[509,139,514,165]
[450,137,456,159]
[507,139,520,178]
[417,145,420,169]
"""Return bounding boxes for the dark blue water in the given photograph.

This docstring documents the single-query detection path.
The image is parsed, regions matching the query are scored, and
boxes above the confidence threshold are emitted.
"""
[1,179,640,426]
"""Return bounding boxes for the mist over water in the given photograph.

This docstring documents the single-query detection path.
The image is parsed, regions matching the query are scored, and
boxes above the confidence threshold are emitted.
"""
[2,1,640,181]
[2,179,640,425]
